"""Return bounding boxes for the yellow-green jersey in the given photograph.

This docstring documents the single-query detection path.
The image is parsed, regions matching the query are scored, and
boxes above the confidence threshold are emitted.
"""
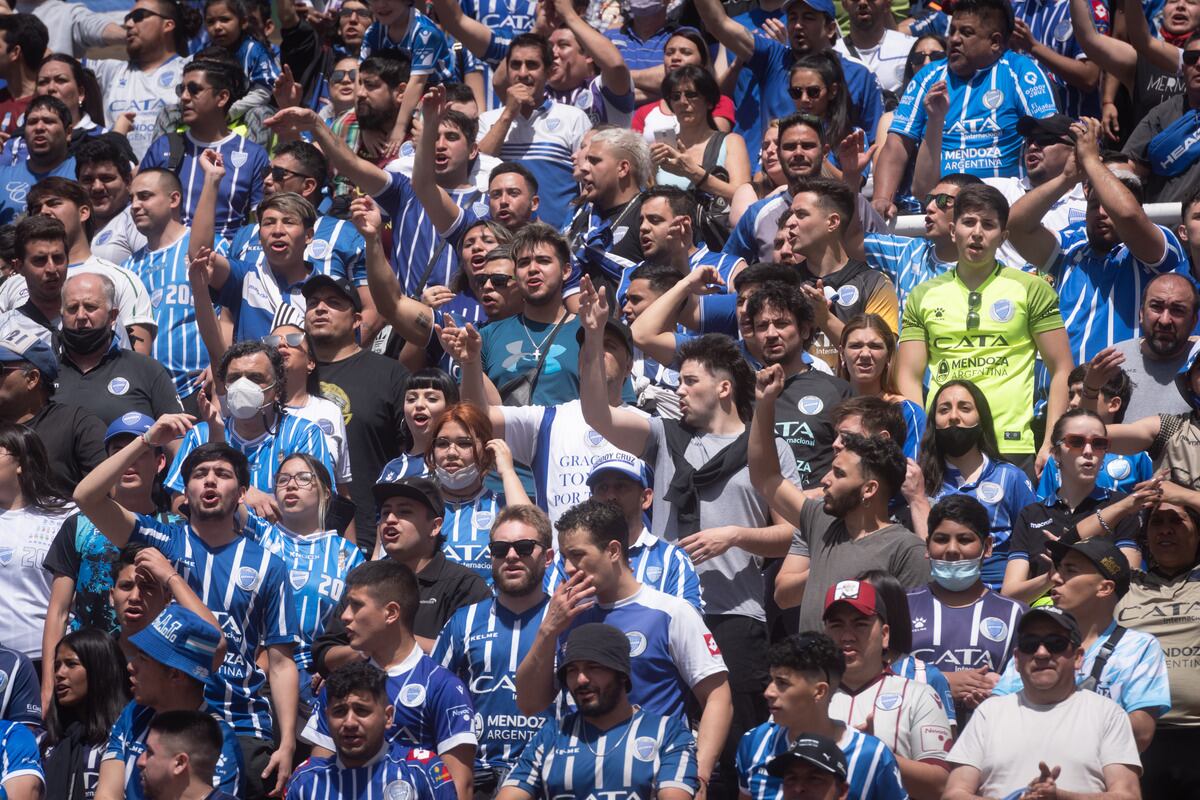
[899,264,1065,454]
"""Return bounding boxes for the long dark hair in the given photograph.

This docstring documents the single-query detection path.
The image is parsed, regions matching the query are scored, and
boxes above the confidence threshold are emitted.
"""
[790,51,853,150]
[857,570,913,659]
[902,35,948,89]
[38,55,105,126]
[0,423,69,511]
[918,380,1005,496]
[45,628,130,746]
[398,369,460,452]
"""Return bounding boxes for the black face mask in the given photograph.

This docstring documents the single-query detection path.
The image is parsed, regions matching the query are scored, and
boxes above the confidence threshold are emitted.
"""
[61,325,112,354]
[935,424,982,458]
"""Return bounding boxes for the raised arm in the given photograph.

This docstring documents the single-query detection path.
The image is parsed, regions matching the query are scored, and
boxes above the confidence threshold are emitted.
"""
[488,440,531,505]
[134,547,228,668]
[1069,0,1136,86]
[1008,156,1079,271]
[438,320,504,413]
[1126,0,1181,74]
[412,87,470,234]
[871,133,917,221]
[1011,19,1100,92]
[265,107,391,196]
[692,0,755,61]
[188,246,230,368]
[910,82,947,199]
[629,265,722,364]
[427,0,496,60]
[514,572,596,714]
[551,0,632,96]
[353,195,438,345]
[186,150,234,285]
[748,365,808,526]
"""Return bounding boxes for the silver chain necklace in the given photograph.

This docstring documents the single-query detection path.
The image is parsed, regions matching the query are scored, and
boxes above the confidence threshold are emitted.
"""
[521,312,564,359]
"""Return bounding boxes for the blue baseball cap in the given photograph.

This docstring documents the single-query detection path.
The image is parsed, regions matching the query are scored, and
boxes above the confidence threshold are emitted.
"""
[130,604,222,681]
[782,0,837,19]
[586,453,651,488]
[0,320,58,380]
[105,411,155,446]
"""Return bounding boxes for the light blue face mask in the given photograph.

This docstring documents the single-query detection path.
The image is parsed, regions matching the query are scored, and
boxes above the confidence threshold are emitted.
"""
[930,558,982,591]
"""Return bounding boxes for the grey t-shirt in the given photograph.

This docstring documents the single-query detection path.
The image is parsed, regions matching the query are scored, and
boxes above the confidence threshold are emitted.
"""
[643,417,801,620]
[1111,336,1200,423]
[791,499,930,632]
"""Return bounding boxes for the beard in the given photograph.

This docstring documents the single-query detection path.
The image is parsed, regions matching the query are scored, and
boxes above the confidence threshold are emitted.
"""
[492,565,542,596]
[356,100,398,132]
[575,679,622,718]
[822,487,863,518]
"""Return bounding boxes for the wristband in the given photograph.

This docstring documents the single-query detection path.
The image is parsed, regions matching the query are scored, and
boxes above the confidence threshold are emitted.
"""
[696,169,711,189]
[1095,508,1113,536]
[142,431,153,447]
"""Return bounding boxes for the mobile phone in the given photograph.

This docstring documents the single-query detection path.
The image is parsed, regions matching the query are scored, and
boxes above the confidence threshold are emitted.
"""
[653,128,678,149]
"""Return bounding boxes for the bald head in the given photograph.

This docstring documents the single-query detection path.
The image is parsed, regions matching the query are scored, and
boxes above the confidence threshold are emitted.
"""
[1142,273,1199,358]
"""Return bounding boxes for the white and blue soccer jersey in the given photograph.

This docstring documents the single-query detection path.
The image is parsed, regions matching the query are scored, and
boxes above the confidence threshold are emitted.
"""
[104,701,242,800]
[0,155,77,226]
[164,416,335,495]
[216,257,316,343]
[545,529,704,613]
[992,621,1170,716]
[891,654,957,726]
[1046,222,1188,363]
[1013,0,1109,117]
[303,645,477,755]
[615,246,744,309]
[737,722,908,800]
[907,585,1025,676]
[561,585,726,719]
[477,98,591,230]
[863,233,954,311]
[723,191,790,264]
[549,75,635,128]
[432,595,553,772]
[0,721,41,799]
[890,52,1058,179]
[503,708,697,799]
[234,36,281,89]
[124,230,211,398]
[378,452,430,484]
[243,517,365,671]
[374,170,484,297]
[139,131,270,241]
[360,10,457,83]
[129,514,300,738]
[228,215,368,287]
[461,0,535,109]
[1036,452,1154,500]
[441,488,504,582]
[287,744,458,800]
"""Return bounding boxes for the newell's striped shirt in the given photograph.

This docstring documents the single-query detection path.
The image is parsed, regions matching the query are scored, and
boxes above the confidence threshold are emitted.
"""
[503,708,697,799]
[129,515,300,739]
[433,595,553,772]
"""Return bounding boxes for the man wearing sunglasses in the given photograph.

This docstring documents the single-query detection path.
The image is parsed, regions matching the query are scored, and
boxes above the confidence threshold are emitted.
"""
[432,505,555,797]
[943,606,1143,800]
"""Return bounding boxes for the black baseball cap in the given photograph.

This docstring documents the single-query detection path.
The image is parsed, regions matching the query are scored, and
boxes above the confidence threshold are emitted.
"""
[556,623,632,688]
[766,734,848,782]
[372,475,444,515]
[1017,114,1075,144]
[302,274,363,311]
[1047,537,1131,597]
[1016,606,1083,646]
[576,318,633,357]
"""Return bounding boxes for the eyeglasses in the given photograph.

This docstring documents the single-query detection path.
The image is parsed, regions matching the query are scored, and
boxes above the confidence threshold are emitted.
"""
[668,90,702,102]
[477,273,514,288]
[125,8,168,24]
[908,50,947,66]
[966,290,982,330]
[338,6,373,19]
[924,192,955,210]
[263,332,306,349]
[1016,633,1074,655]
[276,471,317,488]
[330,69,358,84]
[1056,434,1110,452]
[488,539,542,558]
[788,85,824,100]
[1184,49,1200,66]
[175,82,211,98]
[269,165,315,184]
[433,436,476,450]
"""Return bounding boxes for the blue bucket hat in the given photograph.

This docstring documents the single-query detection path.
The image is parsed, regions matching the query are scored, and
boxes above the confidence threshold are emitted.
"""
[130,604,222,681]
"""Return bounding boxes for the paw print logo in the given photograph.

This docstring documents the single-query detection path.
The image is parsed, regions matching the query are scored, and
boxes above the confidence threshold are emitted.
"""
[912,616,927,631]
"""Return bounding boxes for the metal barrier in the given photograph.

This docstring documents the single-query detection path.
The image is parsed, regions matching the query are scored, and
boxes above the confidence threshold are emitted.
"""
[890,202,1184,237]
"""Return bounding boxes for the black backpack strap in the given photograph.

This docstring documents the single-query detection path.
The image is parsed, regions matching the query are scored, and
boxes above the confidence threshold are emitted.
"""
[165,131,186,173]
[410,190,483,299]
[700,131,729,175]
[1080,625,1126,693]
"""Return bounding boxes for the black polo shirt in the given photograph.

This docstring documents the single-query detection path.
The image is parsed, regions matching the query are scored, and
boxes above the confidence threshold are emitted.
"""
[56,342,182,425]
[23,401,106,489]
[311,551,489,677]
[1009,487,1140,580]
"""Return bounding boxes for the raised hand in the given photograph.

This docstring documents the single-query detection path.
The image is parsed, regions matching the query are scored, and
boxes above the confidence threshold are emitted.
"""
[923,80,949,119]
[755,364,785,402]
[542,570,597,636]
[576,275,610,334]
[135,547,180,588]
[836,129,871,177]
[273,64,303,109]
[199,148,226,180]
[264,106,322,135]
[486,439,516,474]
[188,247,217,286]
[1072,116,1103,163]
[682,265,725,295]
[420,84,446,126]
[145,414,196,447]
[349,195,383,238]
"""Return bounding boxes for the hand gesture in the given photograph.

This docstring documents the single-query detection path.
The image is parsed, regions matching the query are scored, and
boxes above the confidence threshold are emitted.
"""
[1010,18,1035,52]
[1025,762,1061,800]
[244,486,282,524]
[855,712,876,737]
[1082,346,1125,396]
[900,458,925,503]
[755,364,785,403]
[1101,103,1120,142]
[871,195,897,223]
[134,547,179,588]
[273,64,303,110]
[264,106,322,135]
[650,142,696,178]
[188,246,217,286]
[1071,116,1103,164]
[262,744,295,798]
[349,195,383,238]
[145,414,196,447]
[679,525,739,565]
[504,82,536,114]
[543,570,597,636]
[577,275,611,335]
[196,383,223,430]
[682,265,725,295]
[419,84,446,129]
[1060,147,1082,186]
[113,110,137,135]
[486,439,516,474]
[761,16,788,44]
[800,280,833,328]
[923,80,949,119]
[421,284,456,308]
[199,148,226,181]
[835,129,871,177]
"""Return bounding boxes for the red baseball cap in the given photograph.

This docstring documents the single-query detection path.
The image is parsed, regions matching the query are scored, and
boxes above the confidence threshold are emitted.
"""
[822,580,888,620]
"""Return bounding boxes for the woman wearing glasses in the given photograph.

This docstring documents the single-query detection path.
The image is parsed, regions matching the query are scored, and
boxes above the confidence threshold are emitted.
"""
[788,52,856,159]
[321,56,361,125]
[1002,409,1150,605]
[900,36,946,95]
[918,380,1037,586]
[633,28,735,136]
[426,404,530,582]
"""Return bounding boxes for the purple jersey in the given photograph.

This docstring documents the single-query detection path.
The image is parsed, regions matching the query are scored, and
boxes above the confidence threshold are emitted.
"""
[907,586,1025,673]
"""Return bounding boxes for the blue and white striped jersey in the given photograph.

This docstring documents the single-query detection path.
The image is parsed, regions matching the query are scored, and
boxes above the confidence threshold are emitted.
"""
[462,0,536,38]
[562,585,726,719]
[164,416,336,495]
[503,708,697,799]
[243,518,365,671]
[374,170,484,297]
[228,215,368,287]
[0,721,41,796]
[1012,0,1109,118]
[477,98,591,230]
[1036,452,1154,500]
[907,585,1025,675]
[863,233,954,310]
[139,131,270,241]
[737,722,908,800]
[615,245,744,308]
[549,75,635,128]
[545,529,704,612]
[1047,222,1188,364]
[992,620,1170,716]
[216,257,316,343]
[129,514,300,739]
[0,156,76,226]
[890,654,957,726]
[441,488,505,582]
[103,701,242,800]
[287,744,458,800]
[234,35,281,89]
[124,230,210,398]
[360,10,457,82]
[432,594,553,771]
[302,645,478,755]
[890,52,1058,179]
[378,452,430,484]
[722,191,790,264]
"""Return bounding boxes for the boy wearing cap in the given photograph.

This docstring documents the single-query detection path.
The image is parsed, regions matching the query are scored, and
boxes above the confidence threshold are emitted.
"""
[944,606,1142,799]
[992,538,1169,753]
[98,603,243,800]
[767,734,850,800]
[501,622,698,800]
[822,580,952,799]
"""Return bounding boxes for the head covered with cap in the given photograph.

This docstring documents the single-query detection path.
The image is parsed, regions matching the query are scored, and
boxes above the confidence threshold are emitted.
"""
[555,622,633,692]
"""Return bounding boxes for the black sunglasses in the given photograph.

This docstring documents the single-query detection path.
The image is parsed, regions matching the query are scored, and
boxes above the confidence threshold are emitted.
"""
[270,165,315,183]
[788,85,824,100]
[175,82,211,98]
[668,90,702,102]
[263,333,306,348]
[488,539,541,558]
[125,8,168,24]
[1184,49,1200,66]
[338,6,373,19]
[909,50,947,65]
[1016,633,1074,655]
[924,192,955,210]
[477,273,514,288]
[330,69,359,84]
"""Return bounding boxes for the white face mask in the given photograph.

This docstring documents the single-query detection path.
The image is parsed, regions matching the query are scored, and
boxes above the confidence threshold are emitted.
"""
[224,377,271,420]
[436,464,480,491]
